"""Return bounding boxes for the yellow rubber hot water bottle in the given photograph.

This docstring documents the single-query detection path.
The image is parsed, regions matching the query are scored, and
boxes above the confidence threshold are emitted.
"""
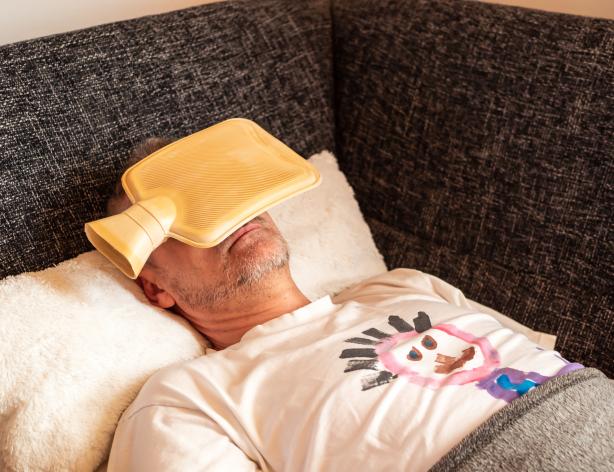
[84,117,322,279]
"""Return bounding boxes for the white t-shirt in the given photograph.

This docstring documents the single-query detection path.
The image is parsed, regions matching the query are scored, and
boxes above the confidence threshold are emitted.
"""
[107,268,580,472]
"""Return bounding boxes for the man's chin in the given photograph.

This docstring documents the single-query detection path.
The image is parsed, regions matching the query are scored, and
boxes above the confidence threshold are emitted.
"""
[171,235,290,311]
[232,239,289,285]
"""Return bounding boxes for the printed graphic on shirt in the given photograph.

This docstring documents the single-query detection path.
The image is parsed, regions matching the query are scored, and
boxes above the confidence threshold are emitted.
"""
[475,363,584,401]
[339,312,582,400]
[340,311,499,391]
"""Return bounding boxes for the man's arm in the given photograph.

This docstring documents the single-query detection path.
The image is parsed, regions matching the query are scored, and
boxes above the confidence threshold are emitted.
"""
[331,268,476,306]
[466,297,556,349]
[108,404,261,472]
[332,268,556,349]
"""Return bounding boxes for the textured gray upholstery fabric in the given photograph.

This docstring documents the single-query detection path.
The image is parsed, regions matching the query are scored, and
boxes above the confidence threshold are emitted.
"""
[0,0,334,278]
[332,0,613,376]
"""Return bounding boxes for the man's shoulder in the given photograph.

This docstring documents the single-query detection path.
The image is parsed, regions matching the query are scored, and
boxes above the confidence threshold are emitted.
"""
[120,355,208,423]
[147,355,204,386]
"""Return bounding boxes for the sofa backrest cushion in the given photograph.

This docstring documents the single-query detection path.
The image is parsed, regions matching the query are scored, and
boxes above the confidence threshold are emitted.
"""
[332,0,613,374]
[0,0,334,279]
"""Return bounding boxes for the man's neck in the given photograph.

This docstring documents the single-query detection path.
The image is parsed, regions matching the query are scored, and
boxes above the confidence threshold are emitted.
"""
[176,272,311,350]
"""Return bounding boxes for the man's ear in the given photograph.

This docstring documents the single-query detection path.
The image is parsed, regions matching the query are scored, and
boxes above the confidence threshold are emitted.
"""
[137,275,176,309]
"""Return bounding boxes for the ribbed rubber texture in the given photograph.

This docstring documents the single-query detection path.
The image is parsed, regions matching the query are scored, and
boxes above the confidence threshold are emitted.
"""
[122,118,321,247]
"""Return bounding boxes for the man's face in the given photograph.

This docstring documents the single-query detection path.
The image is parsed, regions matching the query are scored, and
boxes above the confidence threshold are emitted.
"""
[139,208,290,312]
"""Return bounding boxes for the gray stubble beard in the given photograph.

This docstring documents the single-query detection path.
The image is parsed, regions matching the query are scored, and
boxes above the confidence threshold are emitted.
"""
[172,230,290,312]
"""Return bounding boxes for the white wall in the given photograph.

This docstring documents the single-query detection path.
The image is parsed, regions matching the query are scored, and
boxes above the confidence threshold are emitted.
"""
[1,0,613,47]
[479,0,614,19]
[0,0,226,46]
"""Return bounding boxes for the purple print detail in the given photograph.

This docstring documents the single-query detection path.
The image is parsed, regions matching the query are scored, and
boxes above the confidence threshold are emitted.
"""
[476,362,585,403]
[555,362,584,376]
[476,368,550,402]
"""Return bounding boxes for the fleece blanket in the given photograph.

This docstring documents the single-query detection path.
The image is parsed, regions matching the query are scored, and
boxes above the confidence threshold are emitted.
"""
[431,367,614,471]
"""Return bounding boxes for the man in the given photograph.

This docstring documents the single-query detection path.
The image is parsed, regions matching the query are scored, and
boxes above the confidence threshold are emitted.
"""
[105,137,310,351]
[107,138,598,472]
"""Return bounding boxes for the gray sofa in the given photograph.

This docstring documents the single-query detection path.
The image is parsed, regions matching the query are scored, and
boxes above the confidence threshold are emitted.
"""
[1,0,611,379]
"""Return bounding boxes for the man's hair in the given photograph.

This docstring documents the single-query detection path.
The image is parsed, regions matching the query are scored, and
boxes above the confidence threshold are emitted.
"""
[105,137,175,217]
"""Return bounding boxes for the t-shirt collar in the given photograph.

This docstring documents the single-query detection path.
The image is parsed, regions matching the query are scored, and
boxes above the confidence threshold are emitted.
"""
[237,293,335,343]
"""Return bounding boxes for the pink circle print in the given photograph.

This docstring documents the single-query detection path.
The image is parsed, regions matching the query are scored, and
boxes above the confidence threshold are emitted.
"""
[375,323,500,389]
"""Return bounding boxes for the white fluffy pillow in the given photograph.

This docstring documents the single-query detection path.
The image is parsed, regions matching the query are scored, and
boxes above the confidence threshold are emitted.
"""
[0,251,209,472]
[0,149,389,471]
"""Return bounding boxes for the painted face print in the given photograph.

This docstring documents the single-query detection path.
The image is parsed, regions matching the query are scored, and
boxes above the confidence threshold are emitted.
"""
[339,311,583,401]
[376,322,500,389]
[340,312,500,391]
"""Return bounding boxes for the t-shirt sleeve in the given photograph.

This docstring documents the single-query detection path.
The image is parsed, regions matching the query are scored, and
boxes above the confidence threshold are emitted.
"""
[107,404,261,472]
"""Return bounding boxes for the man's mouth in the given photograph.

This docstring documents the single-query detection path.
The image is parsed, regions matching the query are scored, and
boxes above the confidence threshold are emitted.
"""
[226,222,261,251]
